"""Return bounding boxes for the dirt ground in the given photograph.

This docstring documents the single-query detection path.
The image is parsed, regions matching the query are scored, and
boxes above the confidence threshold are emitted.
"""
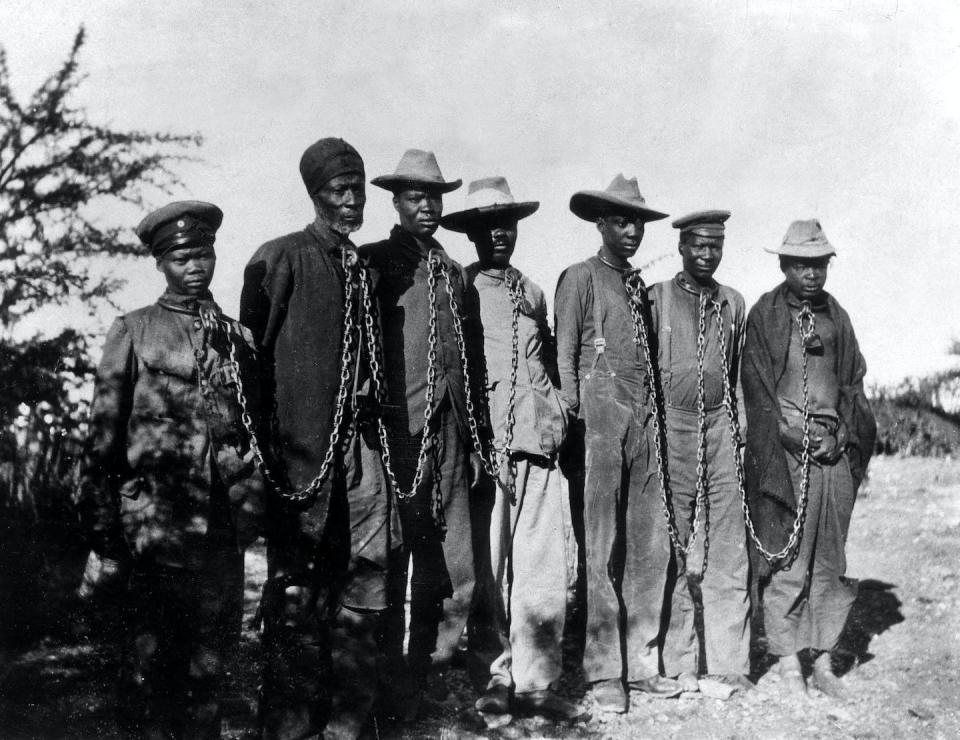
[1,455,958,739]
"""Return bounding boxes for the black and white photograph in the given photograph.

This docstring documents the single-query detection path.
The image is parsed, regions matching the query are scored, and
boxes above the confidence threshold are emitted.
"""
[0,1,958,738]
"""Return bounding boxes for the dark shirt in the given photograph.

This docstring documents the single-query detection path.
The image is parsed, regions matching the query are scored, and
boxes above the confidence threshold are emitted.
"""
[649,272,745,412]
[778,295,841,416]
[554,253,647,415]
[362,225,483,440]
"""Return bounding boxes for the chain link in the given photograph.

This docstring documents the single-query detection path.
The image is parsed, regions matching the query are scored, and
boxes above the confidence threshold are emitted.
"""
[358,252,441,501]
[622,272,692,559]
[205,258,358,506]
[716,300,813,569]
[482,270,523,501]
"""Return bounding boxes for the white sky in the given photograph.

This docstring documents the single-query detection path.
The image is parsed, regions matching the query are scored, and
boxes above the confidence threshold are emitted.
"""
[2,0,959,385]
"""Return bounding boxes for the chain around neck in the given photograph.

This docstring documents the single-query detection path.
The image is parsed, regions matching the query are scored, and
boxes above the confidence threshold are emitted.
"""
[598,254,631,272]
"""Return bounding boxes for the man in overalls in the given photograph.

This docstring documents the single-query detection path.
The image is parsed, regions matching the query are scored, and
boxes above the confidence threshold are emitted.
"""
[742,220,876,698]
[649,211,751,696]
[554,175,680,713]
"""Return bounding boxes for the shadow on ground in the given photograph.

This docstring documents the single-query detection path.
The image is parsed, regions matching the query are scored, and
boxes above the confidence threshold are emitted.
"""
[750,576,904,679]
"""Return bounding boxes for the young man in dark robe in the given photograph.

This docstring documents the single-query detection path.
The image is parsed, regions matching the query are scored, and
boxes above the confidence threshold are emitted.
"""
[742,219,876,698]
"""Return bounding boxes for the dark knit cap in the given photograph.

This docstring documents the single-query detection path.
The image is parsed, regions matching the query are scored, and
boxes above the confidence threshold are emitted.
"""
[299,138,365,196]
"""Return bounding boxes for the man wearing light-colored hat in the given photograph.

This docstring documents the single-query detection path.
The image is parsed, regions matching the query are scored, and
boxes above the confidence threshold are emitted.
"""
[362,149,488,709]
[443,177,581,719]
[742,219,876,698]
[555,175,681,712]
[648,210,751,697]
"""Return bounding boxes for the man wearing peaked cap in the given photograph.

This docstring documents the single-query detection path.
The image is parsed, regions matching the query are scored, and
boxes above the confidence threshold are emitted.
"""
[135,199,223,256]
[648,210,751,696]
[742,219,875,698]
[444,177,581,720]
[554,175,681,712]
[77,200,265,738]
[241,138,393,739]
[361,149,489,713]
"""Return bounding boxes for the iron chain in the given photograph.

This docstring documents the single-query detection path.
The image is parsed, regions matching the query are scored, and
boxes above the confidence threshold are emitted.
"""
[717,300,813,568]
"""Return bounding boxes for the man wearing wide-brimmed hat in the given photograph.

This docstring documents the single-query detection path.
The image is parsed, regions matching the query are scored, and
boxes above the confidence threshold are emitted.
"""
[649,210,751,698]
[443,177,582,720]
[241,138,393,739]
[742,219,875,698]
[555,175,682,712]
[362,149,487,708]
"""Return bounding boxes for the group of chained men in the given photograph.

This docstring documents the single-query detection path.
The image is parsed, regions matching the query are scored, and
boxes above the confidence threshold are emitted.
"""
[77,136,877,739]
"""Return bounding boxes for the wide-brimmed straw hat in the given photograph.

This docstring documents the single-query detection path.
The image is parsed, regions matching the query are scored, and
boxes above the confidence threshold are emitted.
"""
[569,174,668,223]
[440,176,539,233]
[766,219,836,258]
[371,149,462,194]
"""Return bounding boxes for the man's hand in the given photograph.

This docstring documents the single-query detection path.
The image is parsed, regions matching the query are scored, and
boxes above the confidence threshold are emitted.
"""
[779,422,819,456]
[468,452,486,490]
[811,433,844,463]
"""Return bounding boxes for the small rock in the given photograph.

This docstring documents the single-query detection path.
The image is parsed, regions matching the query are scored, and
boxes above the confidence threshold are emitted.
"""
[908,707,935,721]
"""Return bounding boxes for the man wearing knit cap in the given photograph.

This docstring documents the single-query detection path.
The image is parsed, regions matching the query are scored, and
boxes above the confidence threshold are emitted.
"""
[361,149,486,708]
[742,220,875,698]
[241,138,392,739]
[554,175,681,713]
[77,201,264,738]
[443,176,581,720]
[649,210,751,697]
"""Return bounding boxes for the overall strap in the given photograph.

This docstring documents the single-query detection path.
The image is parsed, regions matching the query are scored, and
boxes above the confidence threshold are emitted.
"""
[585,258,610,372]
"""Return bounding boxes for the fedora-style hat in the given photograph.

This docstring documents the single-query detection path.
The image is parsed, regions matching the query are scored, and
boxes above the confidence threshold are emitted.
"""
[766,219,836,258]
[569,174,668,223]
[440,176,539,233]
[371,149,462,194]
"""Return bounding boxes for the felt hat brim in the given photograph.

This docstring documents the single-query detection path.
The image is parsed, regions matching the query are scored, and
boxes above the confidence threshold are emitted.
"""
[764,243,836,258]
[370,175,462,194]
[440,201,540,233]
[569,191,668,222]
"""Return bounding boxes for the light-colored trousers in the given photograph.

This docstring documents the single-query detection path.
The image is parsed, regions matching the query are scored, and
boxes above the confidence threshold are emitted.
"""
[480,455,575,693]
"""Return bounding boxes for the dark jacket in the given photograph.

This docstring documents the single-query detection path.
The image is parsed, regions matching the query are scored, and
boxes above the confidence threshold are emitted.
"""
[361,226,485,442]
[742,282,876,562]
[240,222,354,529]
[79,291,264,569]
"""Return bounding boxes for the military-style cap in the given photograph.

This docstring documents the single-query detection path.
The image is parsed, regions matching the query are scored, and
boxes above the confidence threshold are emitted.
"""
[136,201,223,258]
[569,174,668,223]
[299,138,365,196]
[672,210,731,238]
[371,149,461,194]
[766,219,836,258]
